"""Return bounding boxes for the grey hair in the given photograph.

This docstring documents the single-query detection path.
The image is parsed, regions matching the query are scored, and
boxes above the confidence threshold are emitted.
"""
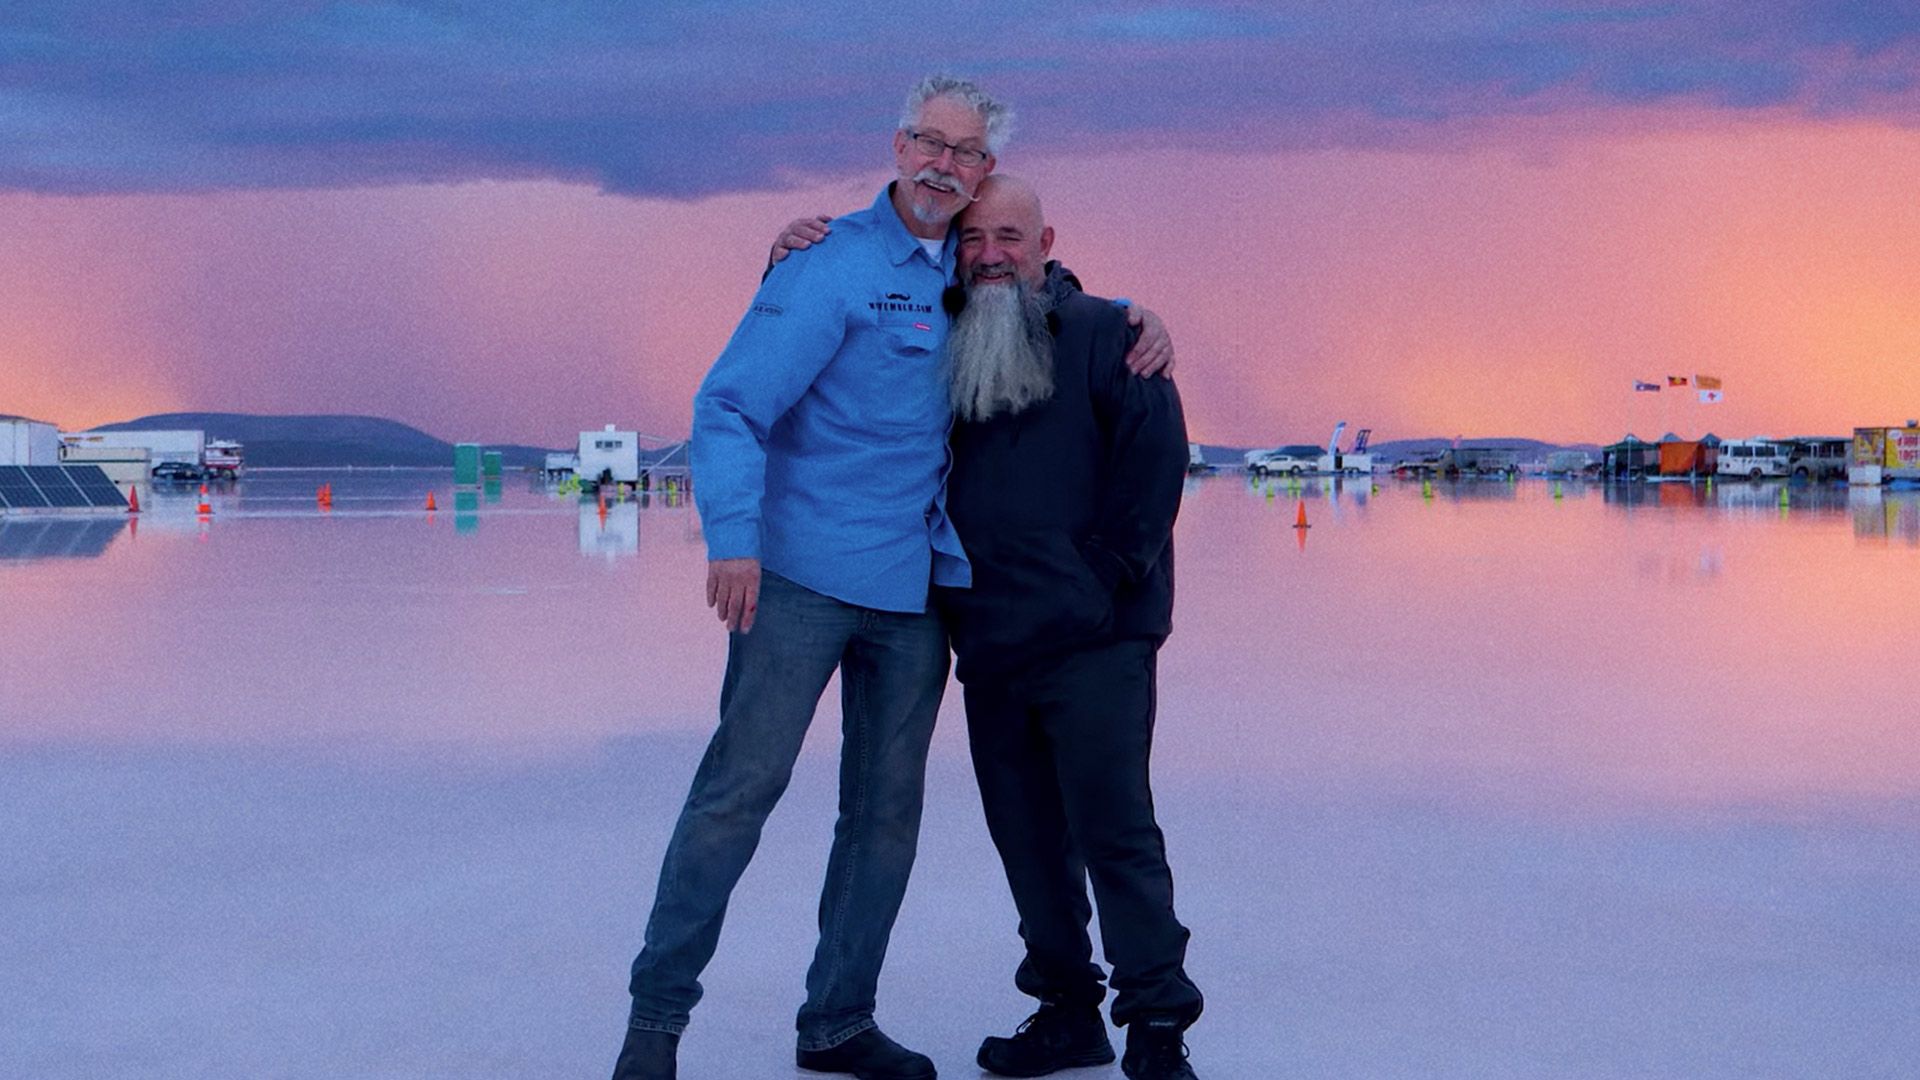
[900,74,1013,154]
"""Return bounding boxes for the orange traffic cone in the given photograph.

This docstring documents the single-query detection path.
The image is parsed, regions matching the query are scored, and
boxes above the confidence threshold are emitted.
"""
[1293,501,1310,529]
[127,486,140,514]
[597,488,608,520]
[425,491,438,512]
[197,484,212,517]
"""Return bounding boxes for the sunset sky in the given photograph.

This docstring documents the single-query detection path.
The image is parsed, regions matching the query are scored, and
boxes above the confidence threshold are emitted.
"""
[3,2,1918,447]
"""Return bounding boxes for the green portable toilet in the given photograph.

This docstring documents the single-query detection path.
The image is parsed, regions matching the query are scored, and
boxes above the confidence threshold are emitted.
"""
[454,443,482,486]
[482,450,503,479]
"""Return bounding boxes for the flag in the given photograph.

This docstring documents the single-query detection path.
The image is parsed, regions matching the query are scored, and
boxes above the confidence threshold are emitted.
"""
[1633,380,1661,392]
[1695,374,1722,390]
[1667,375,1689,387]
[1698,389,1724,404]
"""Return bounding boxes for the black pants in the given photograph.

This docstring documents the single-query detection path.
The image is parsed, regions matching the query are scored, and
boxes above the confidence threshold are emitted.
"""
[963,639,1203,1028]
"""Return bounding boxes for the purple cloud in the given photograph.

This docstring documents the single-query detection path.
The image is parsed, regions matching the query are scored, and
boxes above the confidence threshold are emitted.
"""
[1,1,1915,196]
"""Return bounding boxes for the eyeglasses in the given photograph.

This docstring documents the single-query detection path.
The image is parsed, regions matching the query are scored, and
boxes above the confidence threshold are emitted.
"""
[904,129,989,168]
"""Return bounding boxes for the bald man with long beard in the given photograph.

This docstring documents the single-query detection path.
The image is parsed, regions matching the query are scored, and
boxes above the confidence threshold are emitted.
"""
[937,176,1203,1080]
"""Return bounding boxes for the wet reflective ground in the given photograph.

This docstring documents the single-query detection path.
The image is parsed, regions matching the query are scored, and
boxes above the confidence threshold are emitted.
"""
[3,471,1916,1078]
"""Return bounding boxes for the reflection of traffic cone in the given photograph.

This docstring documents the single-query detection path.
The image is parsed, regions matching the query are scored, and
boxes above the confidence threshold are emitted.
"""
[127,486,140,514]
[425,492,437,512]
[197,484,212,517]
[597,489,608,520]
[1293,502,1310,529]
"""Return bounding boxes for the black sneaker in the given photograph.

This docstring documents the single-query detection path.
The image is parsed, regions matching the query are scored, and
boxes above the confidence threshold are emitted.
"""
[796,1026,937,1080]
[611,1028,678,1080]
[1121,1015,1197,1080]
[977,1002,1116,1077]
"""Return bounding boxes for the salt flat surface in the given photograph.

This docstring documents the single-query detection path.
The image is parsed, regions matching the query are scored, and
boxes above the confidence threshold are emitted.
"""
[3,474,1917,1078]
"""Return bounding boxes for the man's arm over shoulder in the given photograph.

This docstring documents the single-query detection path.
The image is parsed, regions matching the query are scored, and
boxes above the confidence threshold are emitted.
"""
[1078,297,1189,589]
[1049,261,1175,377]
[693,244,849,561]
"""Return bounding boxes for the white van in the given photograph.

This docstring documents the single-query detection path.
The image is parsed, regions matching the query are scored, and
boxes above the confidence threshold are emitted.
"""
[1716,439,1790,479]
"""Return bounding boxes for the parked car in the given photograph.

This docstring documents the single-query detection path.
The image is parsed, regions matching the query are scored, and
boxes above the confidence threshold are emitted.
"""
[1244,444,1324,476]
[151,462,207,482]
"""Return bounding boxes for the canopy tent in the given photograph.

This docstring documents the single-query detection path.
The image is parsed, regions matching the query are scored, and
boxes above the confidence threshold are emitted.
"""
[1601,435,1659,478]
[1659,440,1715,476]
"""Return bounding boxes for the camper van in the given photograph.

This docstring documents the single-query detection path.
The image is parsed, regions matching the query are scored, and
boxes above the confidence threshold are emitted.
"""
[1716,439,1790,479]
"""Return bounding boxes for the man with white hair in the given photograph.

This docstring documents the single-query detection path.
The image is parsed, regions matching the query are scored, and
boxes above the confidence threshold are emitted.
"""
[612,76,1168,1080]
[939,175,1202,1080]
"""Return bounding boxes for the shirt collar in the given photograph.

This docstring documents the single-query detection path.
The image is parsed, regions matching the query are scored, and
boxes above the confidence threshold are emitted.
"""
[876,183,954,270]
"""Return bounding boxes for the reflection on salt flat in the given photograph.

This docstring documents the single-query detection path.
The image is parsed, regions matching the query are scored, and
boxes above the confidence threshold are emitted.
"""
[1851,486,1920,544]
[0,516,127,560]
[4,471,1918,1079]
[2,470,1916,807]
[580,499,639,558]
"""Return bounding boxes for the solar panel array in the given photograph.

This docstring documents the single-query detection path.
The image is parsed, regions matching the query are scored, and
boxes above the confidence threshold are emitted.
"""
[0,465,127,511]
[67,466,129,508]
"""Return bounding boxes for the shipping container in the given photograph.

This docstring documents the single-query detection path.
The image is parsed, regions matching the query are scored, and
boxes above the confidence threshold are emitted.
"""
[1,418,62,466]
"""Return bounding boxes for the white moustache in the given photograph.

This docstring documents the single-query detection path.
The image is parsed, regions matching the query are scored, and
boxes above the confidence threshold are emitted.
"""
[912,167,964,195]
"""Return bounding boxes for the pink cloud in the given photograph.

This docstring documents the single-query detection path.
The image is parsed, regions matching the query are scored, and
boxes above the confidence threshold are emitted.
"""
[3,113,1918,448]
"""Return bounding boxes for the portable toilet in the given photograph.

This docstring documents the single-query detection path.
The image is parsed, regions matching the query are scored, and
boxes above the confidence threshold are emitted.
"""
[482,450,503,480]
[454,443,482,486]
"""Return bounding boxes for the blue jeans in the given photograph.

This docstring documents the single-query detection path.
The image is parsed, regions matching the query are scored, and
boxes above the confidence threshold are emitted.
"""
[627,572,950,1050]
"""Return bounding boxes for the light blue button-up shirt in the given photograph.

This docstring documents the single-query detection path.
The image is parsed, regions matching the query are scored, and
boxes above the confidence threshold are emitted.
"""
[691,185,971,613]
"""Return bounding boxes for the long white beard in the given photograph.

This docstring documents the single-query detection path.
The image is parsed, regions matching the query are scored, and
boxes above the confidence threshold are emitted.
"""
[946,280,1055,422]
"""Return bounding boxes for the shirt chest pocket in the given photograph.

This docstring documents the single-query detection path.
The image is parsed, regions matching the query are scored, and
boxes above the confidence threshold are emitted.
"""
[875,308,940,350]
[844,318,947,433]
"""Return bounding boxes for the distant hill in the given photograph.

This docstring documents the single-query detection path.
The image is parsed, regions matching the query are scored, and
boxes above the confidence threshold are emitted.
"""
[1195,438,1601,467]
[1365,437,1600,463]
[82,416,1599,470]
[89,413,561,468]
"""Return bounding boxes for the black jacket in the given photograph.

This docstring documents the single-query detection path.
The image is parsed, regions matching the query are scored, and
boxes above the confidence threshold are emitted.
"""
[937,271,1190,683]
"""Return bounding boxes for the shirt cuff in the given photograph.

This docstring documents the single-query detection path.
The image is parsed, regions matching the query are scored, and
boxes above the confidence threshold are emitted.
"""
[703,521,761,562]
